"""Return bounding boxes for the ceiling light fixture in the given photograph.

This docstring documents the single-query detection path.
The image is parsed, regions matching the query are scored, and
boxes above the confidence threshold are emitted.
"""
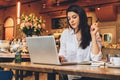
[56,0,60,6]
[97,7,100,10]
[42,3,46,8]
[97,5,101,10]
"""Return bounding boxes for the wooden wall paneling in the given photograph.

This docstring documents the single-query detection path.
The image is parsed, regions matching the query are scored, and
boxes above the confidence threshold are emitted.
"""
[95,5,117,22]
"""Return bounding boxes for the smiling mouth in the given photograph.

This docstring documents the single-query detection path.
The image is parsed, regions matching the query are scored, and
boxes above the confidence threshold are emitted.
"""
[71,23,75,26]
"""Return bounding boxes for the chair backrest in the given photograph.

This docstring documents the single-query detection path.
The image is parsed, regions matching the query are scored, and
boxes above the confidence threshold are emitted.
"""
[0,70,13,80]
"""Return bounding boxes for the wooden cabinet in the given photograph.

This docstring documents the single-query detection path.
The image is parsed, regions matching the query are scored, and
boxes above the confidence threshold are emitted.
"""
[102,48,120,59]
[116,25,120,43]
[95,5,117,22]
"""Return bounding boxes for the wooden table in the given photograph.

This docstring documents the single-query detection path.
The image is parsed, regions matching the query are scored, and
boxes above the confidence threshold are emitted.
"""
[0,62,55,80]
[0,62,120,80]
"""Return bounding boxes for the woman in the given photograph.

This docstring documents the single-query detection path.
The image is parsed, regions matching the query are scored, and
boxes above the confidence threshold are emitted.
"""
[59,5,102,80]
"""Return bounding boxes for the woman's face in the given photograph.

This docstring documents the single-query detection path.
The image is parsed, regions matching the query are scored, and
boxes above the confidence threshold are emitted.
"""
[67,11,80,30]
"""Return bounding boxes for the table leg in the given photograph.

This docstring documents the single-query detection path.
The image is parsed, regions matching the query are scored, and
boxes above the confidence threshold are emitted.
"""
[34,72,39,80]
[48,73,56,80]
[20,70,23,80]
[15,70,19,80]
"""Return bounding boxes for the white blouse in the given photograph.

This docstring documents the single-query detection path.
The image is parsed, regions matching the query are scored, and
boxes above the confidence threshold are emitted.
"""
[59,28,102,63]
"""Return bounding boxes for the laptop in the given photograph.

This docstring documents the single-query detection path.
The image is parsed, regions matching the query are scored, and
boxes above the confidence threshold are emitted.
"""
[26,36,77,65]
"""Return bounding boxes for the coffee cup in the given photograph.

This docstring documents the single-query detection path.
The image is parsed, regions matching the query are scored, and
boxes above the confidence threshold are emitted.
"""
[110,57,120,66]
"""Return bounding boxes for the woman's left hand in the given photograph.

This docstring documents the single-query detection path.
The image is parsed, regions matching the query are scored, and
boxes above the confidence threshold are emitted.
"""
[90,22,99,36]
[59,55,67,62]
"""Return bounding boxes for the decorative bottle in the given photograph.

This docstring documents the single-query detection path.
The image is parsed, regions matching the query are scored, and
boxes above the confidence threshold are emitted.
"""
[15,50,22,63]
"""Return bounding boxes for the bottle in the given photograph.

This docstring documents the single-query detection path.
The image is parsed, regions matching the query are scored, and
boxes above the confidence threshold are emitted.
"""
[15,49,22,63]
[106,54,110,62]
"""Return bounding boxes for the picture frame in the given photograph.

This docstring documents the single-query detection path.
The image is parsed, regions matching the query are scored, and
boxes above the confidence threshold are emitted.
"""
[99,26,116,43]
[51,17,92,29]
[51,17,68,29]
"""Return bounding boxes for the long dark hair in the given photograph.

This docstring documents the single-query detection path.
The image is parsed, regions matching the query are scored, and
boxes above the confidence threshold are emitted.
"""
[66,5,91,49]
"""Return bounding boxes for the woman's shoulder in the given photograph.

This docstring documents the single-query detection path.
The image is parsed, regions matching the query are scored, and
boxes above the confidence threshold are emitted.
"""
[62,28,69,32]
[62,28,73,35]
[60,29,71,39]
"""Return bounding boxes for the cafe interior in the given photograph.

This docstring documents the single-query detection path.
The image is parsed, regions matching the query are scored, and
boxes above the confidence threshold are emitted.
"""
[0,0,120,80]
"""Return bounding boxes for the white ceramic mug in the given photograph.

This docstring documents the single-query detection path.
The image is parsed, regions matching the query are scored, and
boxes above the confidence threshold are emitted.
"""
[110,57,120,66]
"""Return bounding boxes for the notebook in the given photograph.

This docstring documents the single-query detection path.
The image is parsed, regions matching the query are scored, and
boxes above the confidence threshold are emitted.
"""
[26,36,77,65]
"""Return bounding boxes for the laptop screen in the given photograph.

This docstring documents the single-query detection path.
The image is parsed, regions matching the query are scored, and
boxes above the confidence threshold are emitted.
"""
[26,36,61,65]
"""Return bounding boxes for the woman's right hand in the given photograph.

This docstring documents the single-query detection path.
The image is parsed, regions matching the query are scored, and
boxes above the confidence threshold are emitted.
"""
[59,55,67,62]
[90,22,99,37]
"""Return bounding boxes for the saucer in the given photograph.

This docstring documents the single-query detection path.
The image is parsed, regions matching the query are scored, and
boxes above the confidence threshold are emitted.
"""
[107,63,120,68]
